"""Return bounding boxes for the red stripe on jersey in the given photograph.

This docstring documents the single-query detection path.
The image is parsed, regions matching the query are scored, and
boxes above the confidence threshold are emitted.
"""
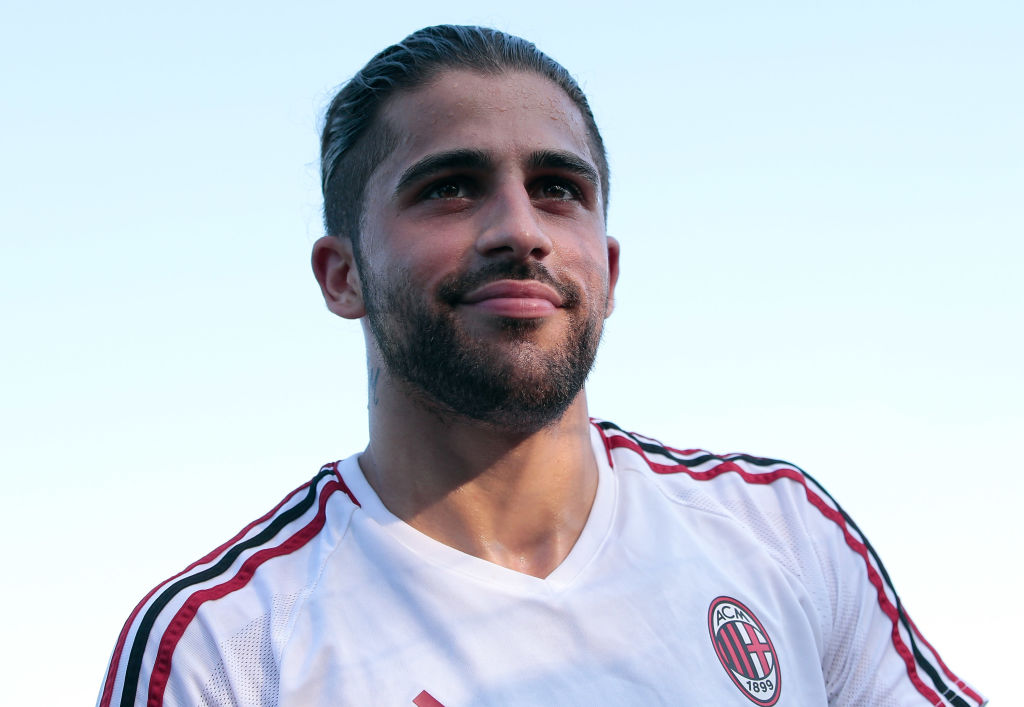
[146,478,346,705]
[593,419,615,468]
[332,464,361,507]
[97,464,339,707]
[906,613,985,705]
[601,431,953,706]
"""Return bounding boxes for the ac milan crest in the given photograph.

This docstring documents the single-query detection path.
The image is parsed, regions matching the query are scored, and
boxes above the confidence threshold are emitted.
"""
[707,596,781,706]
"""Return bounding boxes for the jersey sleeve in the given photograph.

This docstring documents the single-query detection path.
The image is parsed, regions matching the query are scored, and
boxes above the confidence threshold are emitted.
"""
[94,531,288,707]
[96,464,353,706]
[96,605,279,707]
[794,471,986,707]
[725,455,987,707]
[592,420,985,706]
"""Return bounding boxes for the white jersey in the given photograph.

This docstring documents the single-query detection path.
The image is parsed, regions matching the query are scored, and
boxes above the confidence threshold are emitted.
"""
[98,420,984,706]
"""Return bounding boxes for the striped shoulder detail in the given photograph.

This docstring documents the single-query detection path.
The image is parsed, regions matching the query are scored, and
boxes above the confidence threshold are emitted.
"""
[592,420,984,707]
[98,462,359,707]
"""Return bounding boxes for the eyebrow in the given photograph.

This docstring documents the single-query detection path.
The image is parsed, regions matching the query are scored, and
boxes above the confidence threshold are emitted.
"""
[527,149,600,190]
[392,147,601,197]
[394,149,492,195]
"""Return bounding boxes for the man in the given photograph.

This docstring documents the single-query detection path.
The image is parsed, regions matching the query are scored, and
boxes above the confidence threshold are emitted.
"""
[98,25,984,706]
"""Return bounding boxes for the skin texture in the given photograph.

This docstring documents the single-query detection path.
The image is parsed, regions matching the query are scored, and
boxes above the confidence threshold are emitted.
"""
[312,70,620,578]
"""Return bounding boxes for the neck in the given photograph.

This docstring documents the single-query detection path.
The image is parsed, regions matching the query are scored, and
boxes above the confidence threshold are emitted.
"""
[359,366,599,579]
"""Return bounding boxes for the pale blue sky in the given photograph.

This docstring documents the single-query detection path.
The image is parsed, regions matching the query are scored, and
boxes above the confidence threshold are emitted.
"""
[2,2,1020,703]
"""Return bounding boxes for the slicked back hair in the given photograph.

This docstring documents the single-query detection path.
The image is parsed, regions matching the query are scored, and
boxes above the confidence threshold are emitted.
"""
[320,25,609,251]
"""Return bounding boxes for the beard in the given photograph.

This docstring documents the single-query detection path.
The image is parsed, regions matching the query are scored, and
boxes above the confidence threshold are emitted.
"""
[359,258,607,433]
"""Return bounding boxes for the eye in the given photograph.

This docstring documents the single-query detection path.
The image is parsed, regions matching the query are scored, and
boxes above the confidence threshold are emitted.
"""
[534,178,582,201]
[423,179,472,200]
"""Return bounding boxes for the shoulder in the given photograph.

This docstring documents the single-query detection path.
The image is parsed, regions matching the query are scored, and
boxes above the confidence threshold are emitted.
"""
[592,417,856,608]
[97,462,360,707]
[592,418,987,707]
[593,418,866,599]
[594,417,879,588]
[593,418,835,526]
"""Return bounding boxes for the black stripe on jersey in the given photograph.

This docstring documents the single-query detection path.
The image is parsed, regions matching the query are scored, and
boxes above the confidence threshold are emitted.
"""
[808,475,973,707]
[600,420,977,706]
[117,467,335,707]
[596,420,721,467]
[751,455,974,706]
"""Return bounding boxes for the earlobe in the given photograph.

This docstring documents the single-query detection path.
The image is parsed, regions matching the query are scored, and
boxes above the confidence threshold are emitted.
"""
[311,235,366,319]
[605,236,620,317]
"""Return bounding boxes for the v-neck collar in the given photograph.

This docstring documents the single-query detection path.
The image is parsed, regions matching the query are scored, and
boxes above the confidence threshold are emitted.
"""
[338,423,618,595]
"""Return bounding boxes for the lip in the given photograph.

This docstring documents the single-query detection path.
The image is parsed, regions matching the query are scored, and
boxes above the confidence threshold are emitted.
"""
[461,280,563,306]
[459,279,564,318]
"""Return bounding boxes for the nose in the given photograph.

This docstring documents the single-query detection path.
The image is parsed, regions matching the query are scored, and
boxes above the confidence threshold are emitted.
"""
[474,184,553,261]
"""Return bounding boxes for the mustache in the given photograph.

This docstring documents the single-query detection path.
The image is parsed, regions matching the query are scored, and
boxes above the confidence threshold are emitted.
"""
[437,261,581,308]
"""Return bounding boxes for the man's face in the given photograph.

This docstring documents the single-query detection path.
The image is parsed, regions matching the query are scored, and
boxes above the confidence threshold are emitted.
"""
[355,69,619,431]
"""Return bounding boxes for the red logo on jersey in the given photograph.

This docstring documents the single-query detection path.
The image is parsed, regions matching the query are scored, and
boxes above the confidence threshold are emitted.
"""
[412,691,446,707]
[708,596,781,706]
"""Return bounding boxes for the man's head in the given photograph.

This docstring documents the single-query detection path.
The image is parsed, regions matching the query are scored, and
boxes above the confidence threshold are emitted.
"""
[314,27,618,433]
[320,25,609,249]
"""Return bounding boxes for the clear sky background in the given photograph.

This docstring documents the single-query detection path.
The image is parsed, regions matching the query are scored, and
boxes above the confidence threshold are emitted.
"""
[2,1,1020,704]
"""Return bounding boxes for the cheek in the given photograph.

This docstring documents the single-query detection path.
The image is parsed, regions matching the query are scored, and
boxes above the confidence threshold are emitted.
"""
[366,218,473,287]
[371,254,461,306]
[560,241,611,289]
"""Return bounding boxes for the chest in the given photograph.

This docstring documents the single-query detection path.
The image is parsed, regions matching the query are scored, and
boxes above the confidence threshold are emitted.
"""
[279,498,829,706]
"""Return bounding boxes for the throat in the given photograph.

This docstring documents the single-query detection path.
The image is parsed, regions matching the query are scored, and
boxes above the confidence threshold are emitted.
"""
[360,407,600,578]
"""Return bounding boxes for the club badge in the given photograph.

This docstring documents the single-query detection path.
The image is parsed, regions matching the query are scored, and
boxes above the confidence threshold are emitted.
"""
[708,596,781,705]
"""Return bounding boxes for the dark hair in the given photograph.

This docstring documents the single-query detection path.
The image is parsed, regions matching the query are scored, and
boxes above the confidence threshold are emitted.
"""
[320,25,609,247]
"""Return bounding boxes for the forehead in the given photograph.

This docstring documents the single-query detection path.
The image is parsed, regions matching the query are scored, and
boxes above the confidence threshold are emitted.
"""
[374,69,595,184]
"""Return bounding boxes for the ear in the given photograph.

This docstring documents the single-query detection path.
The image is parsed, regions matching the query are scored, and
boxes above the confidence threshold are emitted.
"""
[311,235,366,319]
[604,235,620,317]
